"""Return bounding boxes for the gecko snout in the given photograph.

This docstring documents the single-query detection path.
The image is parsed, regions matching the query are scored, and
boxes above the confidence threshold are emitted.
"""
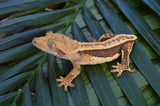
[32,37,42,46]
[32,38,38,44]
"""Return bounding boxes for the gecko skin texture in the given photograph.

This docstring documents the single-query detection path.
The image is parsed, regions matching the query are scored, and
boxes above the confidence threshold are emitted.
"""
[32,31,137,91]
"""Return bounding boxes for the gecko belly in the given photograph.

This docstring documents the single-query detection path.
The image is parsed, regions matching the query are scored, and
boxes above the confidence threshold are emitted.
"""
[79,53,121,65]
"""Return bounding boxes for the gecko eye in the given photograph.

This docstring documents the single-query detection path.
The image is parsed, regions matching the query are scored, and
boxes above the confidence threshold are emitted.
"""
[49,43,55,49]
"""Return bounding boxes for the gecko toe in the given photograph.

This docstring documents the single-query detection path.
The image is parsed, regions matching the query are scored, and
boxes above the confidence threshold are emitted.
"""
[117,62,120,65]
[110,69,118,72]
[60,76,63,79]
[56,79,62,82]
[128,69,136,72]
[70,83,75,88]
[111,69,122,77]
[56,76,63,82]
[116,72,122,77]
[112,62,121,68]
[57,83,63,87]
[111,65,118,68]
[64,85,68,92]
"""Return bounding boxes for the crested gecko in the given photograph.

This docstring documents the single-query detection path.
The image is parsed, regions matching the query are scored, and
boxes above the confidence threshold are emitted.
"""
[32,31,137,91]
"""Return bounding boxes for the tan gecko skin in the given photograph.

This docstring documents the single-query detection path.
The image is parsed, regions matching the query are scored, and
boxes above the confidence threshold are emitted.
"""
[32,31,137,91]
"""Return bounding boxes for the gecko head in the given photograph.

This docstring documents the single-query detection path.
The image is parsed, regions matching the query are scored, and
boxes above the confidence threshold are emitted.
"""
[32,31,66,56]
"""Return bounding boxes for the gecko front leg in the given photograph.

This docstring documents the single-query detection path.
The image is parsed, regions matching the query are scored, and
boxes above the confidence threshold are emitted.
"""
[56,61,81,91]
[111,42,135,77]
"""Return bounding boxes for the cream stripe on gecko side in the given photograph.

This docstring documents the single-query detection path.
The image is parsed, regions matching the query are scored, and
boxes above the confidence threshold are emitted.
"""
[79,53,121,65]
[72,34,137,53]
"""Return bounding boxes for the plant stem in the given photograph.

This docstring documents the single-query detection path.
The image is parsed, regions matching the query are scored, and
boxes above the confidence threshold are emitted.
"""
[63,0,87,34]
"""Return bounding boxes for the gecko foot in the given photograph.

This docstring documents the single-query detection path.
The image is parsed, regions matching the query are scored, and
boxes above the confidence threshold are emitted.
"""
[111,62,135,77]
[56,76,75,92]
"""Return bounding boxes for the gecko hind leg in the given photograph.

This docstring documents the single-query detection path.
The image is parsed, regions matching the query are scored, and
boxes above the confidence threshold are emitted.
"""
[56,61,81,92]
[111,42,135,77]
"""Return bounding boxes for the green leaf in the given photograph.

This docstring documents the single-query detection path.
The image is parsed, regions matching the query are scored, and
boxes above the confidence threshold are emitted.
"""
[70,76,90,106]
[131,44,160,96]
[22,85,32,106]
[36,66,52,106]
[82,6,104,39]
[48,55,69,106]
[0,0,7,3]
[85,65,119,105]
[0,92,18,105]
[0,66,9,75]
[94,0,131,34]
[142,0,160,16]
[0,71,35,95]
[71,21,88,42]
[0,0,68,16]
[113,0,160,56]
[142,86,160,104]
[0,52,44,81]
[112,71,148,105]
[0,21,68,51]
[0,6,78,34]
[0,43,38,63]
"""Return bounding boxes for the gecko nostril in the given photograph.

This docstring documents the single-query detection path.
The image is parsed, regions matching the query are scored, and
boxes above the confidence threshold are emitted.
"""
[34,40,38,45]
[33,38,38,44]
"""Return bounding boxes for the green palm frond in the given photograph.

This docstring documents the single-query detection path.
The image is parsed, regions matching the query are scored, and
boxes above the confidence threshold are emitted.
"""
[0,0,160,105]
